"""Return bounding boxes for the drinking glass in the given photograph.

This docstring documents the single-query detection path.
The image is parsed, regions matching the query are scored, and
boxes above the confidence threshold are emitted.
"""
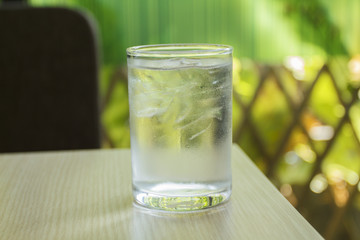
[127,44,233,211]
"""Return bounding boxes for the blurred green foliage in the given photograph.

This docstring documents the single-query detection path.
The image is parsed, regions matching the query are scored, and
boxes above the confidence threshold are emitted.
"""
[29,0,360,183]
[31,0,359,63]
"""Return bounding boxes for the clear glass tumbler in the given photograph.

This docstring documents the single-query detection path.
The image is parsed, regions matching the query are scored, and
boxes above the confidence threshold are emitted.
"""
[127,44,233,211]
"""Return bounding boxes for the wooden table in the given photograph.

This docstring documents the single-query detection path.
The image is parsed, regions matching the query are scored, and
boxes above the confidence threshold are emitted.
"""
[0,145,323,240]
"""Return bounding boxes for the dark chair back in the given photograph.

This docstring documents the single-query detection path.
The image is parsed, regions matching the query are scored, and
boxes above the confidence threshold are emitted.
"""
[0,6,101,153]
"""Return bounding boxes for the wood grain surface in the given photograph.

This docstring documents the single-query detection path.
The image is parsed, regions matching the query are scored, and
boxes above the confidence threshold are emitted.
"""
[0,145,323,240]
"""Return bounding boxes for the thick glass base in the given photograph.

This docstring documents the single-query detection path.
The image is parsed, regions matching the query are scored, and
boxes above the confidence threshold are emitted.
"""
[133,182,231,211]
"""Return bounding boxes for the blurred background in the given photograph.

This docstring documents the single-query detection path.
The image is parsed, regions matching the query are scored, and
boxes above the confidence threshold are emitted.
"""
[23,0,360,238]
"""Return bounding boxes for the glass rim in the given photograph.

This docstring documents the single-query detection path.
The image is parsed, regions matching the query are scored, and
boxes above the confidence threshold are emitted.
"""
[126,43,233,58]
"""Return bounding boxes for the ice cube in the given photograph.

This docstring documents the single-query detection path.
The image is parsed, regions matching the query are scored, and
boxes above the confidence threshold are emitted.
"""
[188,121,213,140]
[158,58,202,69]
[179,58,201,66]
